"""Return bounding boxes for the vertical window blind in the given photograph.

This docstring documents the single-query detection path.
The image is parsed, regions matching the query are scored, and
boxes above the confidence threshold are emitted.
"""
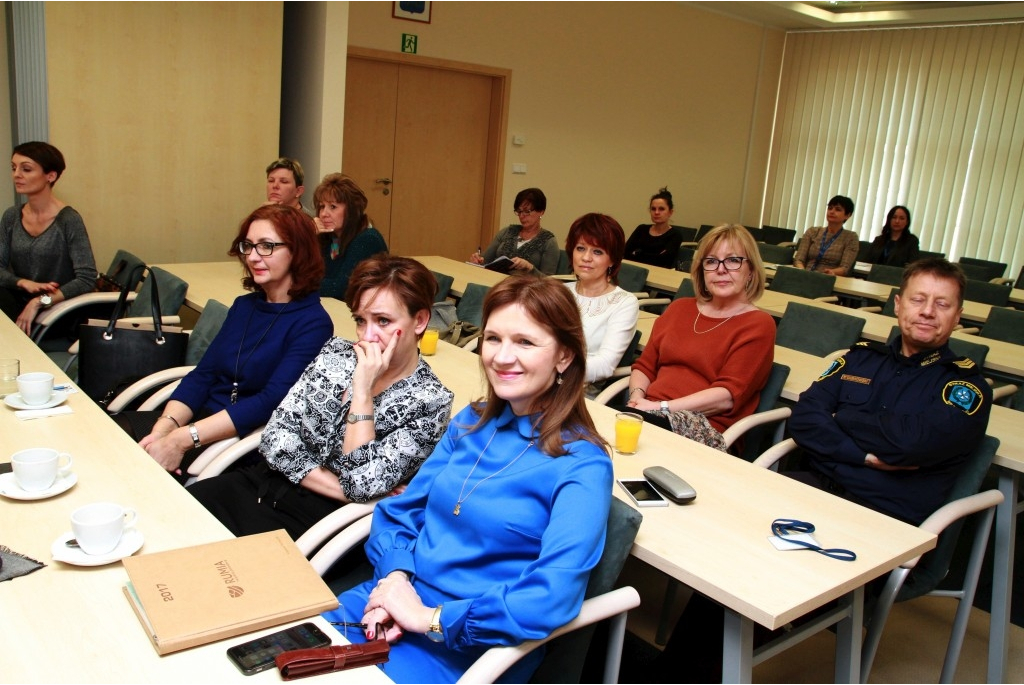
[763,22,1024,279]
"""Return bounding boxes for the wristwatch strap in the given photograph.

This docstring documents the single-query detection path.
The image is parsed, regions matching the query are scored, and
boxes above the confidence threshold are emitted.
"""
[346,413,375,424]
[188,423,202,449]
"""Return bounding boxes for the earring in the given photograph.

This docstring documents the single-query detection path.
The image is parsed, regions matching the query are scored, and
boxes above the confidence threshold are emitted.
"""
[556,373,563,385]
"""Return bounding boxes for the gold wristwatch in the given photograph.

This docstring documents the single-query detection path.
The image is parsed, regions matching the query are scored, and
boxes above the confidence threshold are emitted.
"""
[426,605,443,642]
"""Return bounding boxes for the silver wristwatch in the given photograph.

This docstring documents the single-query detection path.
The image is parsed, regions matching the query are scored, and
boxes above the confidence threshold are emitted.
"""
[346,413,374,425]
[660,401,670,415]
[38,293,53,309]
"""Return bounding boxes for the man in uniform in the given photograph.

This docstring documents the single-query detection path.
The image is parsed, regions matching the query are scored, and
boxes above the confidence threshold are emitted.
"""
[788,257,991,524]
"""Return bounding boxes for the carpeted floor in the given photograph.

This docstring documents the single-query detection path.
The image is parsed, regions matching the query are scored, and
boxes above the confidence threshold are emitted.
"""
[618,556,1024,683]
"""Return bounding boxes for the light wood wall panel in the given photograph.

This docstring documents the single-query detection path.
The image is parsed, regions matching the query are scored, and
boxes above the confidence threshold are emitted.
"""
[45,2,282,270]
[347,1,784,244]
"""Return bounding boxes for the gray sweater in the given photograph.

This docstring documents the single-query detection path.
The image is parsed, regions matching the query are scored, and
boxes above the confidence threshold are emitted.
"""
[0,205,98,301]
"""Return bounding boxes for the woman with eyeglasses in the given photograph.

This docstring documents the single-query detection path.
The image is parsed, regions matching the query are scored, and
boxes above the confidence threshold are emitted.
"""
[621,224,774,449]
[468,187,558,275]
[313,173,388,300]
[119,204,333,479]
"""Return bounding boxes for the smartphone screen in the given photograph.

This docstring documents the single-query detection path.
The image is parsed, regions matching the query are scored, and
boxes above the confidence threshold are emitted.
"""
[617,478,669,507]
[227,622,331,675]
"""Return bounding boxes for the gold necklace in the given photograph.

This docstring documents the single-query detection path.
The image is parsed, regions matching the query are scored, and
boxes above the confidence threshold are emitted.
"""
[693,309,735,335]
[454,428,535,516]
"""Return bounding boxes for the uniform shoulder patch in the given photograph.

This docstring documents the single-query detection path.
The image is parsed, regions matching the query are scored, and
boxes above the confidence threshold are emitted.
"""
[951,357,976,370]
[818,356,845,381]
[942,380,985,415]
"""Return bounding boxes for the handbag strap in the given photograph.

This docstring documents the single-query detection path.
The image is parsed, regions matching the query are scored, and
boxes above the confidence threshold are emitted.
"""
[102,266,166,343]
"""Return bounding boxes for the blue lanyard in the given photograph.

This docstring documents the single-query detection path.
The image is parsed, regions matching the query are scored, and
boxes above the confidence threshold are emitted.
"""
[813,229,842,271]
[772,518,857,561]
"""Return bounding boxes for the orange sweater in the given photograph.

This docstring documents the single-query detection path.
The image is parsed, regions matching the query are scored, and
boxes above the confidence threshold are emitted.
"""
[632,298,775,432]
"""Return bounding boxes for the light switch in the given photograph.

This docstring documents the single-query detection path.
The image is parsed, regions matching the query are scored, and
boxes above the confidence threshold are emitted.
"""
[512,163,527,174]
[512,134,526,146]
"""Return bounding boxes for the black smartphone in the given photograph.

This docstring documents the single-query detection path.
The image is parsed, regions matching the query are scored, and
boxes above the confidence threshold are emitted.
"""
[226,622,332,675]
[617,478,669,507]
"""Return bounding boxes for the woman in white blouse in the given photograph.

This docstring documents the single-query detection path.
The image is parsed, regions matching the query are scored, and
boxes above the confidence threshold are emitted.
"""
[563,213,640,396]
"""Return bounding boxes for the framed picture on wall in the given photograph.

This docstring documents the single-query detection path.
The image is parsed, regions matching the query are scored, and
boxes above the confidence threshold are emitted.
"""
[393,1,432,24]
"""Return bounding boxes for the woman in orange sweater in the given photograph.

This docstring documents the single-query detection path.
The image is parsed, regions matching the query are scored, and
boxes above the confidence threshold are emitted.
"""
[623,224,775,449]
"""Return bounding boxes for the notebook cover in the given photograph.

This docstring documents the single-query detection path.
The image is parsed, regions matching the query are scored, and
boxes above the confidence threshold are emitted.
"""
[121,529,338,655]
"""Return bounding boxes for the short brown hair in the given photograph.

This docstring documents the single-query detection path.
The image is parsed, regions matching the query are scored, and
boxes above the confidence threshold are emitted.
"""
[344,255,435,337]
[470,275,608,457]
[565,213,626,283]
[901,258,966,307]
[690,224,766,303]
[265,157,304,187]
[229,204,324,298]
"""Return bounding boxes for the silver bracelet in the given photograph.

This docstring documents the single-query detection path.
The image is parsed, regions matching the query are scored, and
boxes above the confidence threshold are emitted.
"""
[629,388,646,398]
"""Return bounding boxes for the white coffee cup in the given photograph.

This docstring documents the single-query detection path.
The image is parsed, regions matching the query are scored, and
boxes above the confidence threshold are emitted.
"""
[11,448,73,492]
[71,503,138,556]
[16,372,54,406]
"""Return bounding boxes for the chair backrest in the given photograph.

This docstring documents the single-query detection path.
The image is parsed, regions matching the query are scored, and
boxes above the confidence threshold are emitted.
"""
[104,250,147,292]
[1015,265,1024,290]
[980,306,1024,346]
[617,262,649,294]
[126,266,189,319]
[958,257,1006,280]
[857,240,873,263]
[456,283,489,328]
[528,498,642,684]
[695,225,714,242]
[898,435,1000,601]
[880,288,899,317]
[768,266,837,300]
[735,362,791,462]
[918,249,946,260]
[867,263,905,286]
[556,250,572,276]
[675,247,695,272]
[760,225,796,245]
[674,278,695,300]
[743,226,764,242]
[776,302,865,356]
[886,324,990,368]
[757,242,795,266]
[963,279,1011,306]
[430,271,455,304]
[185,299,230,365]
[676,226,698,243]
[616,330,642,369]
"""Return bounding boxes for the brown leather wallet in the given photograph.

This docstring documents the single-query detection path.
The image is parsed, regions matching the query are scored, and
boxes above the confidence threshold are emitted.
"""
[276,628,389,680]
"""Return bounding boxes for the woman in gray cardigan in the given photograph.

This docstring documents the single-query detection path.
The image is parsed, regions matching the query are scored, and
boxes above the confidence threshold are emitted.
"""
[0,141,97,334]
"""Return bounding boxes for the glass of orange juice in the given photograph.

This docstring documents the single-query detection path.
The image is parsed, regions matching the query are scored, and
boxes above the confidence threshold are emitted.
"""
[420,327,440,356]
[614,412,644,455]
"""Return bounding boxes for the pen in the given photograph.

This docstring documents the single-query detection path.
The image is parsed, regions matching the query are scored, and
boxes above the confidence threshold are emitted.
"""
[329,621,368,629]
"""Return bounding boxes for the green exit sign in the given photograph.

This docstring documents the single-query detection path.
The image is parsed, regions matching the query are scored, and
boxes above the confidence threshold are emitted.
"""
[401,34,418,54]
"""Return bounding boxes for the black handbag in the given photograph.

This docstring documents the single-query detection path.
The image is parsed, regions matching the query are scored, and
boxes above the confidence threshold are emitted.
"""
[77,269,188,403]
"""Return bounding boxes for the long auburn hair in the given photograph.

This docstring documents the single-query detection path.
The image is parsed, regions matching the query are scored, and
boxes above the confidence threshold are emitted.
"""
[228,204,324,298]
[469,275,608,457]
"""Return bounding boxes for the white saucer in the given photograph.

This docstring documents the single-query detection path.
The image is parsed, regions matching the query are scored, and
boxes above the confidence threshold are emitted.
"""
[0,471,77,500]
[51,528,145,566]
[4,391,68,410]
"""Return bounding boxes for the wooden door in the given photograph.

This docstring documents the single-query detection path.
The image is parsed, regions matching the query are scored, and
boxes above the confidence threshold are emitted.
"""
[343,51,507,261]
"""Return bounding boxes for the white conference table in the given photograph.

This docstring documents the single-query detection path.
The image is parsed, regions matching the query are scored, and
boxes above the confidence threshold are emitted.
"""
[0,315,390,684]
[158,260,941,683]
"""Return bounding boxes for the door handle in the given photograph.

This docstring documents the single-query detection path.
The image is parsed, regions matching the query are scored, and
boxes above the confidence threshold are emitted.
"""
[375,178,392,185]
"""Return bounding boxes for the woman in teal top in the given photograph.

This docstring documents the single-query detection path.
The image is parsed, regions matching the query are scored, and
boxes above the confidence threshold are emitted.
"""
[325,275,613,683]
[314,173,387,299]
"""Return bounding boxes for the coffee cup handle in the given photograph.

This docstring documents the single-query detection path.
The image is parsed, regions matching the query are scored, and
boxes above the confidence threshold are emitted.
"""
[122,507,139,530]
[57,452,73,477]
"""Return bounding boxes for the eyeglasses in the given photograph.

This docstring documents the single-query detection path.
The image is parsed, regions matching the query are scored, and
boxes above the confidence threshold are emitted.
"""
[513,208,535,217]
[702,256,748,271]
[238,240,287,256]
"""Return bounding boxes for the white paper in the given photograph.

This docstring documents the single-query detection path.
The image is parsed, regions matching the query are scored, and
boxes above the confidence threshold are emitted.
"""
[15,406,74,420]
[768,532,821,551]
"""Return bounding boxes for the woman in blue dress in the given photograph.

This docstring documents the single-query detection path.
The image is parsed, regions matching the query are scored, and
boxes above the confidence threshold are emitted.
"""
[326,275,614,683]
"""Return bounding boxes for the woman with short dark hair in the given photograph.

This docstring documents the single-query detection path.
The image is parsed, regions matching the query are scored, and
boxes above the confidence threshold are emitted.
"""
[468,187,558,275]
[0,141,97,334]
[793,194,860,276]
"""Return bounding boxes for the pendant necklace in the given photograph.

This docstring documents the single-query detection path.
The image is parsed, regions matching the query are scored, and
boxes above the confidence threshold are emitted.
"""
[693,309,734,335]
[231,301,288,404]
[454,427,534,516]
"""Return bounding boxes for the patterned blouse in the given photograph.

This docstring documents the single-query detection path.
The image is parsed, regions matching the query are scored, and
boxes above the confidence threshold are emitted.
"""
[260,338,455,502]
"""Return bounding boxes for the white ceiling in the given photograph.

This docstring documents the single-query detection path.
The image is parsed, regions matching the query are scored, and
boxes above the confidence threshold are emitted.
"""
[690,1,1024,30]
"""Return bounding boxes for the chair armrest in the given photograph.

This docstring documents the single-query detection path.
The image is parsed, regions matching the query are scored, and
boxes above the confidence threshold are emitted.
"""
[636,297,671,309]
[195,430,265,479]
[138,380,183,411]
[296,502,376,557]
[752,437,798,469]
[991,278,1012,285]
[958,326,980,335]
[858,306,882,313]
[185,435,240,475]
[991,382,1018,404]
[594,376,630,406]
[308,516,375,577]
[456,586,641,684]
[776,241,798,247]
[550,274,576,282]
[105,365,195,413]
[31,291,134,341]
[679,241,698,248]
[721,407,792,449]
[899,490,1005,570]
[814,295,839,303]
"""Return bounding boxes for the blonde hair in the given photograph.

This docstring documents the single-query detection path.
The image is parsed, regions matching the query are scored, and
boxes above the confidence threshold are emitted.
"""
[689,224,766,302]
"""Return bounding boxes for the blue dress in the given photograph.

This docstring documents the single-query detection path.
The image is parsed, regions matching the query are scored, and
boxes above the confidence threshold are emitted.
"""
[325,403,613,683]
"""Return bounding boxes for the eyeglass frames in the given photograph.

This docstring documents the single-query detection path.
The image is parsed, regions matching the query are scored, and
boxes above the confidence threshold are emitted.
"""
[237,240,287,256]
[702,256,748,271]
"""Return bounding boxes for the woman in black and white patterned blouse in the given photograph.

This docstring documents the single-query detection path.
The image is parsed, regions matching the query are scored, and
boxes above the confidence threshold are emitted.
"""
[188,255,455,540]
